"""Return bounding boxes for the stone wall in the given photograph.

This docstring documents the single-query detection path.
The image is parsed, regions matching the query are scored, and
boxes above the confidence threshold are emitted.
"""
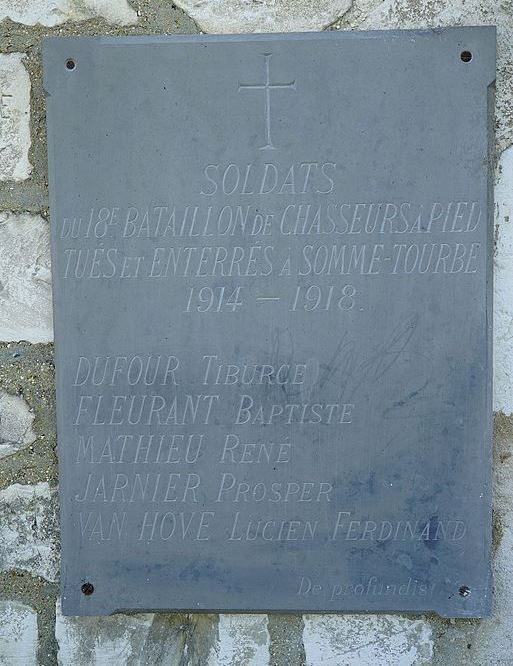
[0,1,511,664]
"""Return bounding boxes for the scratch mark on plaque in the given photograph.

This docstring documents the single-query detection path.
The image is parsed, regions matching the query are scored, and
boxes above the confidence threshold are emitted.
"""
[316,314,420,406]
[269,327,295,395]
[379,436,395,454]
[389,381,429,407]
[382,380,436,420]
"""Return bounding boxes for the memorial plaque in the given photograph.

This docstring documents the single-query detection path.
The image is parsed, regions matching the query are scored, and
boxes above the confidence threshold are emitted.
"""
[43,28,495,617]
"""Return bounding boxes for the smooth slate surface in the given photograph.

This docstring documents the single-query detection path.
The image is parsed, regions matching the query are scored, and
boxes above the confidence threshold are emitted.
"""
[43,28,495,616]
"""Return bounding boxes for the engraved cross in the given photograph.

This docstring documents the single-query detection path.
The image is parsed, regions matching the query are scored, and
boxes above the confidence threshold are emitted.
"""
[238,53,296,150]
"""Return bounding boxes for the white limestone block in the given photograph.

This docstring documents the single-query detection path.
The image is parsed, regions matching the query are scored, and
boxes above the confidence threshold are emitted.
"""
[0,53,31,181]
[171,0,352,33]
[467,418,513,664]
[0,212,53,343]
[494,146,513,414]
[55,602,156,666]
[0,0,137,27]
[207,614,270,665]
[0,482,58,582]
[303,614,433,666]
[0,389,36,459]
[0,600,38,666]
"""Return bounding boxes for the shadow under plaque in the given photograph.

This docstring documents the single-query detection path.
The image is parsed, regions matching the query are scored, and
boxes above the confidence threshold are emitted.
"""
[43,27,495,617]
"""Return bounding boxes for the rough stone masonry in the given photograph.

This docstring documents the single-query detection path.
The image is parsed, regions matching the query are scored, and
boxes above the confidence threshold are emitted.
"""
[0,1,511,665]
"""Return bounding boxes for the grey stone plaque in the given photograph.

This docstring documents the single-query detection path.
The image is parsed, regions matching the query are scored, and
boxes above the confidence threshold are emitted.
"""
[43,28,495,617]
